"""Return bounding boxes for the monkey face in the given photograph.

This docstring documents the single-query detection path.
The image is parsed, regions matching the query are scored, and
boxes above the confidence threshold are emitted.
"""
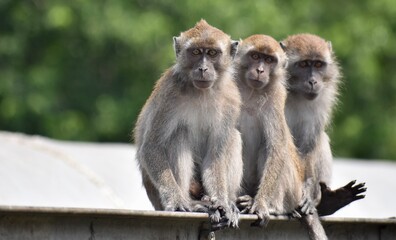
[172,20,239,90]
[287,59,327,100]
[186,47,221,89]
[175,43,237,90]
[281,33,337,101]
[242,51,278,90]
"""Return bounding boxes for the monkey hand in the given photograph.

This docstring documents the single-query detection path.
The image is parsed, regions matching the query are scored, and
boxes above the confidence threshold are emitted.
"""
[163,195,192,212]
[249,199,270,227]
[317,180,366,216]
[297,178,316,216]
[296,196,316,217]
[295,177,316,216]
[236,195,254,213]
[208,199,240,231]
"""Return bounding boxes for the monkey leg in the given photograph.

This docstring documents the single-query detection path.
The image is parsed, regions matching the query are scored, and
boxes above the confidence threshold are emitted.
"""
[317,180,366,216]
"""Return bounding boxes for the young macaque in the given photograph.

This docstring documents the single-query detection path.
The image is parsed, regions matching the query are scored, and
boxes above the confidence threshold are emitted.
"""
[281,33,366,216]
[234,34,327,240]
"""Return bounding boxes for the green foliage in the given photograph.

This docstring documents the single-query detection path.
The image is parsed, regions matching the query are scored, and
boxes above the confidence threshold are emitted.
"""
[1,0,395,160]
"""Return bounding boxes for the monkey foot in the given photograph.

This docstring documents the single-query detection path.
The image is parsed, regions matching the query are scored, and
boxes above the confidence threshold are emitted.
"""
[317,180,366,216]
[208,201,240,231]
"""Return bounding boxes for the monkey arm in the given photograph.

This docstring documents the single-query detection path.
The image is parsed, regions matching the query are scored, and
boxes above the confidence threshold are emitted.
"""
[201,125,240,229]
[249,101,304,227]
[249,144,285,227]
[138,142,191,212]
[297,154,318,216]
[137,109,195,212]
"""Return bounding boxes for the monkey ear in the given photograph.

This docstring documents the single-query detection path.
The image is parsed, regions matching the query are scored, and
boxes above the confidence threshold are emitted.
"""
[327,41,332,52]
[279,41,287,51]
[230,40,239,58]
[173,36,181,57]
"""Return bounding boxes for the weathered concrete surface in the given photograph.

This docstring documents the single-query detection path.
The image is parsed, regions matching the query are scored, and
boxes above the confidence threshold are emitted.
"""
[1,131,396,219]
[0,206,395,240]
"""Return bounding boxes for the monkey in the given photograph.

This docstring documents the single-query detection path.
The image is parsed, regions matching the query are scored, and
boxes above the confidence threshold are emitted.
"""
[233,34,327,240]
[280,33,366,216]
[134,19,242,229]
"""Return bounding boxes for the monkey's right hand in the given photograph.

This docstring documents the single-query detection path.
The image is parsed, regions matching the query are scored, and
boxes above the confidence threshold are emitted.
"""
[163,196,192,212]
[249,199,270,227]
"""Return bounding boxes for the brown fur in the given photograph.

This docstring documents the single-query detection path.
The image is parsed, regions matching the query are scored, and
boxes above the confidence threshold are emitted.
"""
[283,33,330,60]
[242,34,284,55]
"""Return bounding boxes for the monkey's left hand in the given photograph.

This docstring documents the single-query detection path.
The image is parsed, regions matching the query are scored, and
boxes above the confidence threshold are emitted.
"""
[317,180,366,216]
[296,178,317,216]
[249,198,270,227]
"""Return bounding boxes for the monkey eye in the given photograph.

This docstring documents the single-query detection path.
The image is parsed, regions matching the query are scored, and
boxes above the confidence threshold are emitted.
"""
[207,49,218,57]
[251,53,260,60]
[298,61,308,68]
[192,49,201,55]
[265,56,274,64]
[314,61,324,68]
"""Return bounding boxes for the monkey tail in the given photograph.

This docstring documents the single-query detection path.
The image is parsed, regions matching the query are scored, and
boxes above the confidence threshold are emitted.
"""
[299,212,328,240]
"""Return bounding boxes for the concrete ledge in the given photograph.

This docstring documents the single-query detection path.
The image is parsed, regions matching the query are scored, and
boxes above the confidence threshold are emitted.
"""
[1,206,395,239]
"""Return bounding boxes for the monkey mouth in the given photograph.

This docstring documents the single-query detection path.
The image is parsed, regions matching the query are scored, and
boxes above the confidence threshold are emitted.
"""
[248,78,266,89]
[193,80,213,89]
[304,92,318,100]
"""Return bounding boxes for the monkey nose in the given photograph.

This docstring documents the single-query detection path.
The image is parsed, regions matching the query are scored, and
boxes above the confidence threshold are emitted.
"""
[256,68,264,74]
[308,80,317,87]
[199,67,208,72]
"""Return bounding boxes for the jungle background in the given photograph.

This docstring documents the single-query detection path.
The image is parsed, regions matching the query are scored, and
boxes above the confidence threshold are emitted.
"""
[1,0,395,160]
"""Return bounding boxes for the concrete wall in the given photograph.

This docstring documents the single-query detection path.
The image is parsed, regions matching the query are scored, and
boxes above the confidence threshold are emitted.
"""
[1,206,395,240]
[1,131,396,219]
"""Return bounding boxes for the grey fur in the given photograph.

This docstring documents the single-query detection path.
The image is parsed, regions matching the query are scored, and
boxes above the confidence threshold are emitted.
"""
[134,20,243,229]
[282,33,341,206]
[235,35,327,240]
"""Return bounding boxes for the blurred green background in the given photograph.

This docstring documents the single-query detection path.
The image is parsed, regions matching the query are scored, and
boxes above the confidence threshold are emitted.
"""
[1,0,395,160]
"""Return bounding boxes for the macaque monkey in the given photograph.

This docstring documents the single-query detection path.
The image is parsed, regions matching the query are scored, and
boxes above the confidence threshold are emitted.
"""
[234,34,327,240]
[134,20,242,229]
[281,33,366,216]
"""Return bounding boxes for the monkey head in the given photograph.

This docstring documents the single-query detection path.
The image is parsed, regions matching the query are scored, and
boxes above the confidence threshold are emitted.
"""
[281,34,339,100]
[236,34,287,90]
[173,20,239,89]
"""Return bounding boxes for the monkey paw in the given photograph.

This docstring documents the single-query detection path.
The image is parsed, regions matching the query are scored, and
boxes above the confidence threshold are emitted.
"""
[164,197,192,212]
[208,200,240,231]
[249,200,270,227]
[297,196,316,216]
[236,195,254,213]
[317,180,366,216]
